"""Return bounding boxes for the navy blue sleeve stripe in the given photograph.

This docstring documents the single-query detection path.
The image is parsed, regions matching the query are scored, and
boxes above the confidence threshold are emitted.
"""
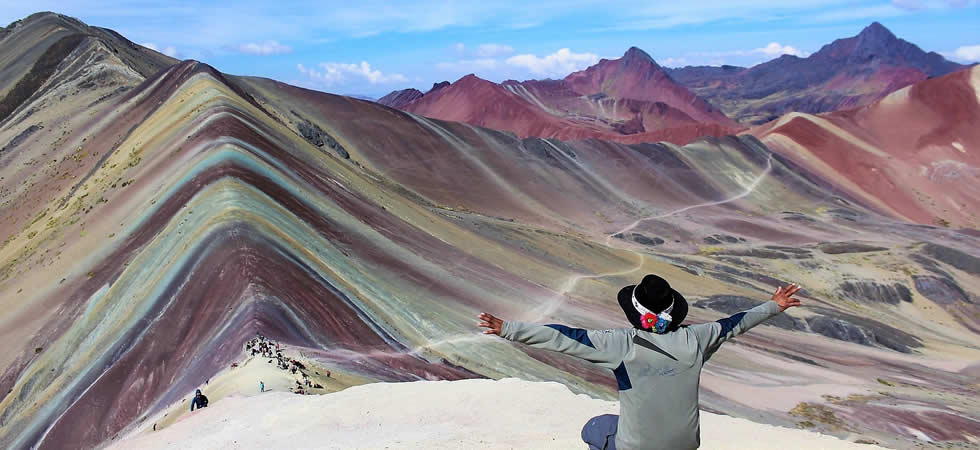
[717,312,747,336]
[613,362,632,390]
[545,324,595,348]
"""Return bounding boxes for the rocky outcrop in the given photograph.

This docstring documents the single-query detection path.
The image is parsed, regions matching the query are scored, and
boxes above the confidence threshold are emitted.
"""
[817,242,888,254]
[703,234,745,245]
[805,311,921,353]
[0,123,42,153]
[713,247,812,259]
[920,243,979,275]
[296,118,350,159]
[613,232,664,246]
[0,34,85,123]
[428,81,449,93]
[838,280,912,304]
[913,276,971,305]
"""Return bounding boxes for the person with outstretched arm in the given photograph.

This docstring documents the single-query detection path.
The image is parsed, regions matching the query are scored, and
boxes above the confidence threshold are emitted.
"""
[478,274,802,450]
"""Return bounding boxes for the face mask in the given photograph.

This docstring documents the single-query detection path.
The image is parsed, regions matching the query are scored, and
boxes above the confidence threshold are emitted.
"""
[632,286,673,333]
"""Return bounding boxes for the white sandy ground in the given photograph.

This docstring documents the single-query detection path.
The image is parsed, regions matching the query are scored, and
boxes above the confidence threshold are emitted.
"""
[109,378,887,450]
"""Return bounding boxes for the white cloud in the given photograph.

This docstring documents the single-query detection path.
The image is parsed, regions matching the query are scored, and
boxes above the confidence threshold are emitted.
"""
[141,42,178,57]
[952,44,980,61]
[298,61,407,85]
[686,42,809,65]
[506,48,600,78]
[475,44,514,57]
[660,57,690,67]
[236,40,292,55]
[454,43,465,53]
[753,42,807,57]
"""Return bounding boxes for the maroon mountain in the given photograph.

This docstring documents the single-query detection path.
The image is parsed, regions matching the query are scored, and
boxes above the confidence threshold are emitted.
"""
[666,22,968,124]
[377,47,741,146]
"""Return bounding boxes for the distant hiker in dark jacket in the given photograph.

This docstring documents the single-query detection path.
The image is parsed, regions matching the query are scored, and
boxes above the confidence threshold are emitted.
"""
[479,274,801,450]
[190,389,209,411]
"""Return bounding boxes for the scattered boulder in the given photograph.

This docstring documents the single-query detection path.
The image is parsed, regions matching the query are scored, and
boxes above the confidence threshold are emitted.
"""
[913,276,971,305]
[817,242,888,254]
[838,280,912,304]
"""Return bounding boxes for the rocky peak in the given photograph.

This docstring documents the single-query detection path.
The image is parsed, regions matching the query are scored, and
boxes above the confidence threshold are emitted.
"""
[428,81,450,94]
[621,46,660,68]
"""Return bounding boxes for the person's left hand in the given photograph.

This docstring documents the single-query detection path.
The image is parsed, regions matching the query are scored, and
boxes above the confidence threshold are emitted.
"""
[772,284,803,311]
[478,312,504,335]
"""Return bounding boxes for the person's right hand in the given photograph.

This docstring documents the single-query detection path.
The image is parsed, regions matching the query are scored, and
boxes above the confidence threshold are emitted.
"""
[478,312,504,335]
[772,284,802,311]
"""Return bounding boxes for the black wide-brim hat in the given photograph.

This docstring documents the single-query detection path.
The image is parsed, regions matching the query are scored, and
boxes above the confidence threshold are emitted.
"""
[617,274,688,332]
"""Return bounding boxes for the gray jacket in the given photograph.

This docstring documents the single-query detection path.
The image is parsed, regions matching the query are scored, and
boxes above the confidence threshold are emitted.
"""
[501,300,783,449]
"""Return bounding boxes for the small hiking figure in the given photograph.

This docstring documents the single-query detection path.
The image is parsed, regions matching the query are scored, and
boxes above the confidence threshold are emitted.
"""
[190,389,209,411]
[153,423,156,431]
[479,274,802,450]
[260,381,265,392]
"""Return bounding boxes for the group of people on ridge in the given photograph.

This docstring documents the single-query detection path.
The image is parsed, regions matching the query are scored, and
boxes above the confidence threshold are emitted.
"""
[244,333,327,395]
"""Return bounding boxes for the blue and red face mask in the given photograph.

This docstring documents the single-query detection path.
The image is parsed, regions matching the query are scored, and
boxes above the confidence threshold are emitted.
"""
[633,286,673,334]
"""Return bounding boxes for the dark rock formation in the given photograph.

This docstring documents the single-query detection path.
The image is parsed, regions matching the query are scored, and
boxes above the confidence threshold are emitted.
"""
[838,280,912,304]
[613,232,664,246]
[0,34,85,123]
[1,123,42,153]
[713,247,811,259]
[805,310,921,353]
[920,243,979,275]
[817,242,888,254]
[428,81,450,93]
[764,245,812,256]
[297,119,349,159]
[703,234,744,245]
[913,276,971,305]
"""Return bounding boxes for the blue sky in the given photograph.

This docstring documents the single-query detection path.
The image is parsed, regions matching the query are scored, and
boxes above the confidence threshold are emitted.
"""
[2,0,978,97]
